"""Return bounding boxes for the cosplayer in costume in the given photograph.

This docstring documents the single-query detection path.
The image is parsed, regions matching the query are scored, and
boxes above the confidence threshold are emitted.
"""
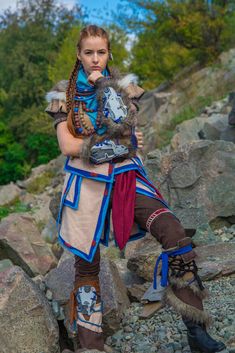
[46,25,226,353]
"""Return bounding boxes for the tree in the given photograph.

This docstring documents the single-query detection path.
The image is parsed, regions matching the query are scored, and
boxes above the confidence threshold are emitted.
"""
[119,0,235,88]
[0,0,83,184]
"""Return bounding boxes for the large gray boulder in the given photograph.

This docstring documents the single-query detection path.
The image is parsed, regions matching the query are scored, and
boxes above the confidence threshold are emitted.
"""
[0,213,57,277]
[0,266,59,353]
[145,140,235,231]
[171,108,235,150]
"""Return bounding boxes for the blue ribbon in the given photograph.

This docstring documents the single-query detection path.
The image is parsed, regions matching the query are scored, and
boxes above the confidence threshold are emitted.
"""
[153,244,193,290]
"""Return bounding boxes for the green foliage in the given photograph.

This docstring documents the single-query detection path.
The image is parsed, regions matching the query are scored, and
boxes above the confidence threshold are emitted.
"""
[107,24,129,72]
[48,26,82,82]
[121,0,235,88]
[0,142,31,184]
[0,0,83,185]
[26,133,59,166]
[0,198,30,221]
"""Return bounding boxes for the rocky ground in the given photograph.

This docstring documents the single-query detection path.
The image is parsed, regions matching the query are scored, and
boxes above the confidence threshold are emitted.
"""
[107,275,235,353]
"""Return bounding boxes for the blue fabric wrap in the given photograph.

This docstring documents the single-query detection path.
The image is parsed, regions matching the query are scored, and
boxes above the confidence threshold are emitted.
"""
[76,66,109,135]
[153,244,193,290]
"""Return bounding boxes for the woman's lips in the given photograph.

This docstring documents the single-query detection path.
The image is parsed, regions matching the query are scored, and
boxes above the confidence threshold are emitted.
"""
[91,66,101,70]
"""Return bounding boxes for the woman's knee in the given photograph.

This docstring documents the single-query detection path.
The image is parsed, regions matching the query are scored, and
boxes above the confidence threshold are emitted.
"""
[150,213,187,249]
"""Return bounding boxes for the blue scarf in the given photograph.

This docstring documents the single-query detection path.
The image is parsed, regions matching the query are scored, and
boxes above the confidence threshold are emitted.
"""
[76,65,109,135]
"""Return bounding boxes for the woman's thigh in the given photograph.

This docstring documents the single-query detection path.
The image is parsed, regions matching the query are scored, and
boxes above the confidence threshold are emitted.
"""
[134,194,187,250]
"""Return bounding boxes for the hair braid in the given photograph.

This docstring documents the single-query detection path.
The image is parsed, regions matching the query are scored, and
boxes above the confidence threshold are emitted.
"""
[66,57,80,136]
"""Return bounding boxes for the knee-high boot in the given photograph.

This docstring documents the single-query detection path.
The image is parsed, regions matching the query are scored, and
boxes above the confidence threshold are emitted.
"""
[69,248,105,352]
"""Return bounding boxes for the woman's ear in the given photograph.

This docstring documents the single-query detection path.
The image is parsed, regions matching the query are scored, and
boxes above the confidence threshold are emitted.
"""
[77,53,81,61]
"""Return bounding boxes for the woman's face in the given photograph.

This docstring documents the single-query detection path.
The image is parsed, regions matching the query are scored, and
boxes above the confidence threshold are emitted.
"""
[78,36,109,75]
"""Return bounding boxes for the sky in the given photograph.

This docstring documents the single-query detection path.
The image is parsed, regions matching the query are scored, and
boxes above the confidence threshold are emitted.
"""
[0,0,123,23]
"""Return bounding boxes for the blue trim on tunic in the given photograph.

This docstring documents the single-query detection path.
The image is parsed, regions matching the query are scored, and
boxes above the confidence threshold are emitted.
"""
[64,157,114,183]
[64,175,82,210]
[58,156,172,262]
[58,180,113,262]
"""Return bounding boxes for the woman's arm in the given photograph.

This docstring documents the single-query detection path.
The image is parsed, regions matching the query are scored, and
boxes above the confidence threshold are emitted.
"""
[56,121,84,157]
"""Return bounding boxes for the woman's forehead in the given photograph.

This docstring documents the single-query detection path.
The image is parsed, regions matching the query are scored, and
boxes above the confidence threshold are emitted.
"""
[80,36,108,50]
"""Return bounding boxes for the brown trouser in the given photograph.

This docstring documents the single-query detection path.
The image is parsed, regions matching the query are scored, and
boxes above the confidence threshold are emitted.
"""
[74,193,204,351]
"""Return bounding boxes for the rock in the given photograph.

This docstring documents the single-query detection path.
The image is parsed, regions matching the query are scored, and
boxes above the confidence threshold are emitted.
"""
[45,254,130,337]
[127,283,147,302]
[145,140,235,231]
[0,266,59,353]
[45,256,74,305]
[19,154,65,190]
[113,258,145,287]
[200,114,229,140]
[127,236,161,281]
[0,213,57,277]
[0,182,22,206]
[0,258,14,272]
[49,191,62,221]
[171,109,235,151]
[196,242,235,280]
[41,218,58,243]
[193,223,218,245]
[100,258,130,336]
[171,117,206,150]
[29,191,52,225]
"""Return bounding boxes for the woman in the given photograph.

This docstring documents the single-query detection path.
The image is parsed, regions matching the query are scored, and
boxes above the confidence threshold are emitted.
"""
[46,25,226,353]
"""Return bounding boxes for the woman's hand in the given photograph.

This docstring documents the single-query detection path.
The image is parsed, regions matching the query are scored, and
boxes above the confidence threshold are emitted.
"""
[135,130,144,149]
[88,71,104,85]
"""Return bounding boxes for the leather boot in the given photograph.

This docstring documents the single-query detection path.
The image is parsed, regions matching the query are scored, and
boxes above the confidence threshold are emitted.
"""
[183,318,226,352]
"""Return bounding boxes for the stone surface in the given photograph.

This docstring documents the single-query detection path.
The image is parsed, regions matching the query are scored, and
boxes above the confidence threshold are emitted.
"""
[0,258,14,272]
[145,140,235,231]
[126,236,162,282]
[113,258,145,288]
[0,182,22,206]
[100,258,130,336]
[45,255,74,305]
[196,242,235,280]
[171,104,235,151]
[0,213,57,277]
[193,223,218,245]
[41,217,58,243]
[0,266,59,353]
[45,254,130,337]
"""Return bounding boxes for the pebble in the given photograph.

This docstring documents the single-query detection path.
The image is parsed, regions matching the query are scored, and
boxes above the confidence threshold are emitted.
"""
[45,289,53,301]
[109,275,235,353]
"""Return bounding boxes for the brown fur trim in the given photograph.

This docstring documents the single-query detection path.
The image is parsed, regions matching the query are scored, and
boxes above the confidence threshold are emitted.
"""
[169,276,209,300]
[164,286,211,327]
[79,68,138,162]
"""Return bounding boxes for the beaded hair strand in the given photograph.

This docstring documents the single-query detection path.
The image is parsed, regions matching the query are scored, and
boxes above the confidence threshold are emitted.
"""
[66,57,80,137]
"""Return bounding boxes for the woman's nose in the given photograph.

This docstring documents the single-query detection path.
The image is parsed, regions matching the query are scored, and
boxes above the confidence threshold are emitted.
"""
[92,53,99,63]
